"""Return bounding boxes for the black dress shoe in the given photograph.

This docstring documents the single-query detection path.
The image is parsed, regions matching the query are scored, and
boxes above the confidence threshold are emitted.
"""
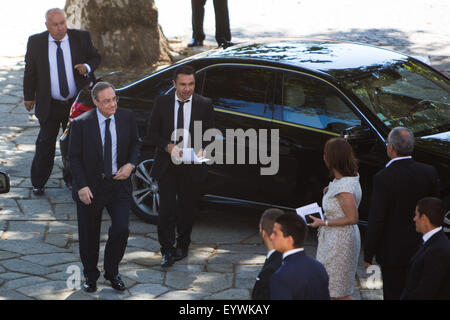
[32,187,45,196]
[83,280,97,293]
[187,39,203,47]
[174,248,188,262]
[218,41,235,49]
[161,252,174,267]
[104,274,126,291]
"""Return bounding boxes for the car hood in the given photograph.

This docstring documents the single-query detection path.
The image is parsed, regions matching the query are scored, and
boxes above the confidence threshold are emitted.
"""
[416,131,450,159]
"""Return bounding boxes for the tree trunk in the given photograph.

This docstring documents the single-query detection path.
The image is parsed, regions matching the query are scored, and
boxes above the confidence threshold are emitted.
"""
[64,0,172,69]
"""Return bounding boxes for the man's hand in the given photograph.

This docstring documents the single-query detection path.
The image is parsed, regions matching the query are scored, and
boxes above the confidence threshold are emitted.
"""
[196,149,206,158]
[113,163,135,180]
[24,100,35,111]
[74,64,88,76]
[78,186,94,205]
[167,144,183,158]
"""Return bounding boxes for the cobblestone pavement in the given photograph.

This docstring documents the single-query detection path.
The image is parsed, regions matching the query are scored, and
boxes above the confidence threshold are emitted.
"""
[2,0,449,300]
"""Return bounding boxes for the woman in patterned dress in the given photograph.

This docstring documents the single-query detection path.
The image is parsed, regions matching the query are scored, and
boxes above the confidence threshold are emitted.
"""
[309,137,362,300]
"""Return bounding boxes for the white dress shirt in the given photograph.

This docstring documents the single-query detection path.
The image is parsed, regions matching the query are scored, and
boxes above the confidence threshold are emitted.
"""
[48,34,77,100]
[385,156,412,168]
[423,227,442,244]
[173,94,193,149]
[97,109,118,175]
[282,248,304,260]
[266,249,276,260]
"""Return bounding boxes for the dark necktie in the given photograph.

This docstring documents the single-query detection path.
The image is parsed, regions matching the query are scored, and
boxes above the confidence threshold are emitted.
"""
[104,118,112,179]
[176,99,189,143]
[55,41,69,99]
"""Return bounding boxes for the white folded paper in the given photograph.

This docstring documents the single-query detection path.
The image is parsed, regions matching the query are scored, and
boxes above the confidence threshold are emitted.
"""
[296,202,324,224]
[178,148,210,163]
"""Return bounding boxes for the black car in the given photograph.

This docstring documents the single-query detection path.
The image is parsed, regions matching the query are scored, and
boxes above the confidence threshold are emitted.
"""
[83,39,450,233]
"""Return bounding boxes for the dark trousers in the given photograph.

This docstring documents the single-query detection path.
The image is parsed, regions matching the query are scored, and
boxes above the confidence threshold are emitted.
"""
[157,163,196,254]
[191,0,231,45]
[31,99,72,188]
[381,265,408,300]
[76,179,131,281]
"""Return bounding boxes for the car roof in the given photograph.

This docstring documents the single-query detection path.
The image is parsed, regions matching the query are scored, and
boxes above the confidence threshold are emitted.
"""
[194,38,411,78]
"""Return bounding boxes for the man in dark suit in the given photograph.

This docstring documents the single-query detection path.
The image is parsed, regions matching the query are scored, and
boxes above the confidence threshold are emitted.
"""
[269,213,330,300]
[252,208,283,300]
[401,197,450,300]
[23,8,100,194]
[188,0,233,48]
[147,65,214,268]
[69,82,139,293]
[364,127,440,300]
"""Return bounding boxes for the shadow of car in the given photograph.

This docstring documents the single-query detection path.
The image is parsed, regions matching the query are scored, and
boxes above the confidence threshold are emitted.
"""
[61,39,450,237]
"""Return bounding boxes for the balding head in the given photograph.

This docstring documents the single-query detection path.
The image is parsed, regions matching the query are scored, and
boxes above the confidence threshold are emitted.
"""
[387,127,414,156]
[45,8,67,41]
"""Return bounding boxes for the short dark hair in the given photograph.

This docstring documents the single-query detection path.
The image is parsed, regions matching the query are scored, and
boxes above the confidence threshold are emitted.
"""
[173,65,196,81]
[260,208,284,235]
[91,81,115,101]
[324,137,358,178]
[275,213,308,248]
[417,197,446,227]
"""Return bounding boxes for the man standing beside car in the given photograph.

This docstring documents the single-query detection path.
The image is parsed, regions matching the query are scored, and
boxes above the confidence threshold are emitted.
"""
[147,65,214,268]
[69,82,139,292]
[364,127,440,300]
[23,8,100,194]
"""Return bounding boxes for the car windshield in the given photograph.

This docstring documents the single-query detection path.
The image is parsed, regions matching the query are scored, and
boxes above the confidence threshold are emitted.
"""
[341,59,450,136]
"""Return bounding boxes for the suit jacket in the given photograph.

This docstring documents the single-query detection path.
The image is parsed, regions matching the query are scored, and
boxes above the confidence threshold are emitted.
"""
[147,92,214,181]
[364,159,440,267]
[23,29,101,123]
[270,251,330,300]
[68,108,139,200]
[401,230,450,300]
[251,250,282,300]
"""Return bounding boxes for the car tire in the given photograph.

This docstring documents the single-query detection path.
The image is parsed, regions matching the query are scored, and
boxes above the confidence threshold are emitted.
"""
[131,159,160,224]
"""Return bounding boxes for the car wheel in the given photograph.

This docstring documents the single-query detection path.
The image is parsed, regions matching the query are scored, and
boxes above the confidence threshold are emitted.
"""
[131,159,159,224]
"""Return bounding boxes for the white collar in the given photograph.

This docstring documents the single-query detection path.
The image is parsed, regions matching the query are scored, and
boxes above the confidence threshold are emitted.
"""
[48,33,69,43]
[96,108,115,123]
[386,156,412,168]
[175,94,193,104]
[267,249,276,260]
[423,227,442,243]
[282,248,304,260]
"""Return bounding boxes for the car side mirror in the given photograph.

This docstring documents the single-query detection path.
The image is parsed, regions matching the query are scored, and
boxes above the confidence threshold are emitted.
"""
[0,171,10,194]
[342,125,375,143]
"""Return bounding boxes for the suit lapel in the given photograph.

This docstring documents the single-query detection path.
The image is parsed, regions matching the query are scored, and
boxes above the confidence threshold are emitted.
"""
[41,31,51,88]
[67,29,77,66]
[90,109,103,159]
[115,110,123,165]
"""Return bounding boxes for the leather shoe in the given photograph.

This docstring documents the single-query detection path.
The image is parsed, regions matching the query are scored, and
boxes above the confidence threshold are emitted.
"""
[104,274,126,291]
[187,39,203,47]
[161,252,174,267]
[174,248,188,262]
[82,280,97,293]
[32,187,45,196]
[218,41,235,49]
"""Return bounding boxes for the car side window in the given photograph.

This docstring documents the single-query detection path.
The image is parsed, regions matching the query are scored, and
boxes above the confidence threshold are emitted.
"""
[202,66,274,118]
[280,73,361,133]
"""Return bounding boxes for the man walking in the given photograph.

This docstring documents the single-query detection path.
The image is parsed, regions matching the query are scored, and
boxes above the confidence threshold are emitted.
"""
[147,65,214,268]
[364,127,440,300]
[69,82,139,292]
[23,8,100,194]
